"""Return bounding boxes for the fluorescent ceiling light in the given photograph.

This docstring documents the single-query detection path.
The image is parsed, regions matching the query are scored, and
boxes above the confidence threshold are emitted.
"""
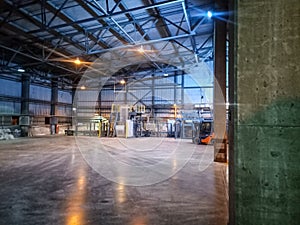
[17,68,25,72]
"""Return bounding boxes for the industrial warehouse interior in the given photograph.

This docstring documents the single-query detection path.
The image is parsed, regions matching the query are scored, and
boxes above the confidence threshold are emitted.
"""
[0,0,299,225]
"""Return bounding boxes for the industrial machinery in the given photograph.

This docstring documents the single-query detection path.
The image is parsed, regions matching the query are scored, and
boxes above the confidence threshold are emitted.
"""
[130,105,151,137]
[167,119,181,138]
[109,104,150,138]
[192,118,214,145]
[174,105,213,140]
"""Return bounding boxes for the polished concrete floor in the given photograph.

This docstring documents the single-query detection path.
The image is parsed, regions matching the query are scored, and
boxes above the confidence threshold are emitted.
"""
[0,136,228,225]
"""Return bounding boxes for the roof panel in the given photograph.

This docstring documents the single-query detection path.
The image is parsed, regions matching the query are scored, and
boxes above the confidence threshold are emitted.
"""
[63,5,92,21]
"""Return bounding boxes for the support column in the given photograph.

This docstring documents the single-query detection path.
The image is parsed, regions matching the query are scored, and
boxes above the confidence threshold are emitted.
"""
[181,72,184,105]
[174,71,177,105]
[228,0,236,223]
[20,75,30,136]
[230,0,300,224]
[213,0,227,162]
[72,87,78,136]
[151,74,155,118]
[50,78,58,134]
[124,83,127,105]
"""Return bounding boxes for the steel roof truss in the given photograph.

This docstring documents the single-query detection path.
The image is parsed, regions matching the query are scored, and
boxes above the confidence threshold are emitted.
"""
[46,0,69,28]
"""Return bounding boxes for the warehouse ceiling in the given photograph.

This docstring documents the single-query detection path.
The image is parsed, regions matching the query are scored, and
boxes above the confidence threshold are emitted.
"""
[0,0,214,86]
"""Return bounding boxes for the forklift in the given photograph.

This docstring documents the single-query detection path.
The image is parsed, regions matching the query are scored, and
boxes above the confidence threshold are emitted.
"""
[192,118,214,145]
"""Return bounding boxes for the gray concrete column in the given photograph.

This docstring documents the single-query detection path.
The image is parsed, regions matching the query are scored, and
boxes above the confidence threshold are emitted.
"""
[230,0,300,224]
[21,75,30,115]
[213,0,228,162]
[20,75,30,136]
[50,78,58,134]
[228,0,236,223]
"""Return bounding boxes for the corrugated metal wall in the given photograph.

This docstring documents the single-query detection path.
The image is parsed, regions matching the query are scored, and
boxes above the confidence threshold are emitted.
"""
[0,79,21,114]
[0,102,21,114]
[0,78,73,118]
[0,79,21,97]
[30,85,51,101]
[58,90,72,104]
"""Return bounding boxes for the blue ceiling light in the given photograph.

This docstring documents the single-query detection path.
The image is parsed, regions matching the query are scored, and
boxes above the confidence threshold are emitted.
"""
[207,11,213,18]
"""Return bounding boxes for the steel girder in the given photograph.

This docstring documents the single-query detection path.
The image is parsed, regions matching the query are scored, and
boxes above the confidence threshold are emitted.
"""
[0,0,214,82]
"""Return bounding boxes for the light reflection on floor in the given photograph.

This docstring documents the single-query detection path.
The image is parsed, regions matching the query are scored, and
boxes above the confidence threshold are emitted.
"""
[0,136,228,225]
[65,166,87,225]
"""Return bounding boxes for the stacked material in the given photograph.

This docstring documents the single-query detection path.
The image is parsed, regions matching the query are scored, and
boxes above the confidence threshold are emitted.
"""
[0,128,15,140]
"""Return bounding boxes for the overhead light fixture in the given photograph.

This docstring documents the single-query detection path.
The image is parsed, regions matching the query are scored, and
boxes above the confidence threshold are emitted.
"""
[17,68,25,72]
[74,57,81,65]
[80,85,86,90]
[120,79,126,85]
[163,73,169,77]
[207,11,213,18]
[138,46,145,54]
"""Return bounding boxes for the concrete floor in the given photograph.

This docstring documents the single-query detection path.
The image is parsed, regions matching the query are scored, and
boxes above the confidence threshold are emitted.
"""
[0,136,228,225]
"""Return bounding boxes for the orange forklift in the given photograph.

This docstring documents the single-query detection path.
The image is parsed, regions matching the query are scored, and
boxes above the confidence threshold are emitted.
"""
[192,119,214,145]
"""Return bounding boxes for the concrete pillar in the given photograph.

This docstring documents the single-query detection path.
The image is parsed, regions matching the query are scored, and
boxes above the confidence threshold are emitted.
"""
[20,75,30,136]
[21,75,30,115]
[50,78,58,134]
[228,0,236,223]
[213,0,227,162]
[229,0,300,224]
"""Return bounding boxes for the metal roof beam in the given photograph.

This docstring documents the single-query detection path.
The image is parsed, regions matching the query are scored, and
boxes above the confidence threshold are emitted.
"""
[88,0,140,44]
[146,0,185,64]
[46,0,69,28]
[75,0,129,44]
[113,0,151,42]
[182,0,198,62]
[3,0,86,52]
[0,44,79,75]
[6,46,22,66]
[55,17,156,41]
[0,6,14,29]
[196,35,213,52]
[0,22,73,61]
[45,1,110,51]
[181,1,191,32]
[110,0,122,14]
[88,32,198,55]
[29,0,184,33]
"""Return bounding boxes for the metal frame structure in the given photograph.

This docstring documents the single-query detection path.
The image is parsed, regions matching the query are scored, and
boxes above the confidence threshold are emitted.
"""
[0,0,214,85]
[0,0,215,130]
